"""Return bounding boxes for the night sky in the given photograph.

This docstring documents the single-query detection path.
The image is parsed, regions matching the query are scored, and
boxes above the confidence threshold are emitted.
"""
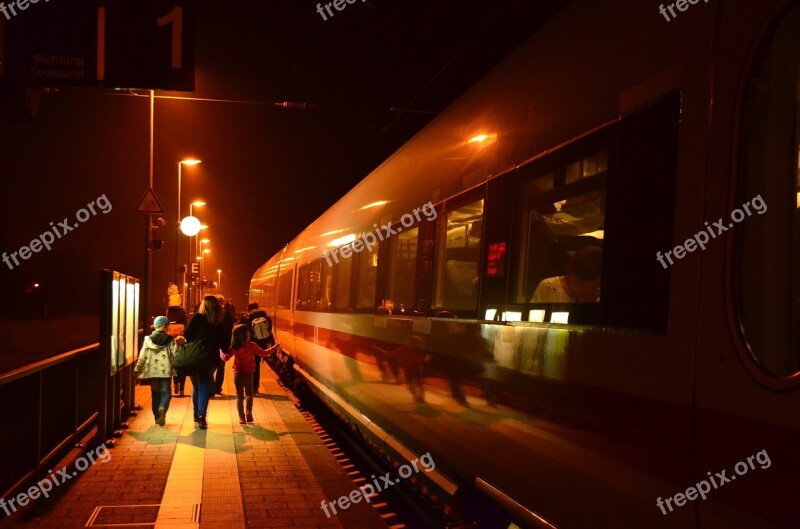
[0,0,563,361]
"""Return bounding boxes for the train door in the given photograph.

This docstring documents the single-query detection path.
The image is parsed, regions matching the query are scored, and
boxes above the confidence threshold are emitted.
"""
[695,2,800,527]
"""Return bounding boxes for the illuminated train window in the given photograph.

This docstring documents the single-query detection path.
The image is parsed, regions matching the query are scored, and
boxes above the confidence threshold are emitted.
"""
[515,154,606,307]
[505,93,679,330]
[737,6,800,377]
[333,257,352,310]
[387,227,419,311]
[355,242,379,310]
[276,267,293,309]
[433,198,484,312]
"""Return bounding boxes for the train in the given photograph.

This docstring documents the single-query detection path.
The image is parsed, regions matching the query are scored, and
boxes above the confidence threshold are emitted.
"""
[249,0,800,527]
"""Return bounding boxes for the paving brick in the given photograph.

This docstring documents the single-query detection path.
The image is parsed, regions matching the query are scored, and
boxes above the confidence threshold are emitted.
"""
[2,367,388,529]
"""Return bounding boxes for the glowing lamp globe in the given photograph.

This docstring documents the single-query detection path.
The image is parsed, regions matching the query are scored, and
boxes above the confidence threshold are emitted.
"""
[180,216,202,236]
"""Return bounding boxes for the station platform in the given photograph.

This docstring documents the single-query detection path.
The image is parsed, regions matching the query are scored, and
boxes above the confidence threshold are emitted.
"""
[1,364,389,529]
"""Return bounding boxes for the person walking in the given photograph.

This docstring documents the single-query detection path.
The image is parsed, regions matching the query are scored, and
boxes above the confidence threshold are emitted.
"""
[220,323,280,424]
[243,302,274,394]
[183,296,228,429]
[213,297,236,395]
[135,316,182,426]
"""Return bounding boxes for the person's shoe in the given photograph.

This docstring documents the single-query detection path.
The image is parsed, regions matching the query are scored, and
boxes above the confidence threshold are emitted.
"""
[197,416,208,429]
[156,407,166,426]
[245,413,254,423]
[239,416,246,425]
[193,412,199,423]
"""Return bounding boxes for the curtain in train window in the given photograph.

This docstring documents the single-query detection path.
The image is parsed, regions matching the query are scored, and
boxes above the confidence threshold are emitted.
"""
[737,7,800,376]
[333,257,352,310]
[387,227,418,311]
[355,242,379,310]
[514,152,607,307]
[433,199,484,311]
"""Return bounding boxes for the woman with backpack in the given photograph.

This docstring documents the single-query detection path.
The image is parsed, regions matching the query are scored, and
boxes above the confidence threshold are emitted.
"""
[183,295,229,429]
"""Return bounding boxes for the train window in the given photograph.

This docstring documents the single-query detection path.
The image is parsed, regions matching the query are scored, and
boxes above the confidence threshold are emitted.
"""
[307,260,322,310]
[296,264,309,311]
[514,154,606,307]
[386,227,418,311]
[433,198,484,312]
[333,257,352,310]
[277,267,293,309]
[737,7,800,376]
[319,259,333,311]
[262,271,277,308]
[355,242,379,310]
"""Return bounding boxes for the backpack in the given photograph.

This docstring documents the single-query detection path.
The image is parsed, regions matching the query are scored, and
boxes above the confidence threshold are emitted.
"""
[251,317,271,340]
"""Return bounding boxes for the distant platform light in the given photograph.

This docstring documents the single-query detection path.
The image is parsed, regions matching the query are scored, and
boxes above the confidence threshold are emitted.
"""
[550,312,570,324]
[484,308,497,321]
[180,216,201,236]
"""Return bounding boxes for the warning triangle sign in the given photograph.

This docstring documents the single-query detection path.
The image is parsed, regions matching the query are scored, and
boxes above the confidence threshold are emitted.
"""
[135,187,165,214]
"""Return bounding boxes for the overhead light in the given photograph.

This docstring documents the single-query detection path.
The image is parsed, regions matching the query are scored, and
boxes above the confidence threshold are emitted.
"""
[357,201,390,211]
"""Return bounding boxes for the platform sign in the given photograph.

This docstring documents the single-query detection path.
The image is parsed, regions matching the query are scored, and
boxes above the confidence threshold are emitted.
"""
[101,1,196,91]
[1,1,195,90]
[0,2,97,88]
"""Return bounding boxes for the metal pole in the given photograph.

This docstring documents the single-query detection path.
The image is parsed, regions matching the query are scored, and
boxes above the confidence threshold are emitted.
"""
[175,162,181,288]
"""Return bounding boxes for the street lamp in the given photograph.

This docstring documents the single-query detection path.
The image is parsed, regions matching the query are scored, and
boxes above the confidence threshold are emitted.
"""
[187,201,205,308]
[217,269,222,293]
[175,159,201,290]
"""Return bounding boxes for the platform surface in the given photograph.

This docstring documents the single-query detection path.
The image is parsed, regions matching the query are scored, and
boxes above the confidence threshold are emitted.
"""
[1,364,389,529]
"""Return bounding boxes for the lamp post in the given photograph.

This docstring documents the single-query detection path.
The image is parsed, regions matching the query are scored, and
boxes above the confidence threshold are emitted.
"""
[175,159,201,295]
[199,240,210,299]
[217,269,222,294]
[188,202,205,308]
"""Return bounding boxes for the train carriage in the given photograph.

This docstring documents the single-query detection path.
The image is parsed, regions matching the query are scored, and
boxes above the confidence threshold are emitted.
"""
[250,1,800,527]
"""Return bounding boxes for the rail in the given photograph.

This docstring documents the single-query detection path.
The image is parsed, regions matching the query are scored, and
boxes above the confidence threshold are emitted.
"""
[0,342,105,506]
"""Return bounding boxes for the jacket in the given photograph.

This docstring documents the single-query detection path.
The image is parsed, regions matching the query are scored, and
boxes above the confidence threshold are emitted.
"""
[183,313,229,374]
[220,342,279,374]
[135,331,177,379]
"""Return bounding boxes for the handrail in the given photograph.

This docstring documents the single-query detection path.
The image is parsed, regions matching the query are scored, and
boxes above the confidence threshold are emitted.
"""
[0,342,100,386]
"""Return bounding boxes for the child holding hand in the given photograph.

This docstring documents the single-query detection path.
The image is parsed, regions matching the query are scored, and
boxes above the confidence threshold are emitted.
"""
[221,324,280,424]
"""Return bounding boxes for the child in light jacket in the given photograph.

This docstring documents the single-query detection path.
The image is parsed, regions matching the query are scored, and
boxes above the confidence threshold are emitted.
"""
[221,324,279,424]
[136,316,184,426]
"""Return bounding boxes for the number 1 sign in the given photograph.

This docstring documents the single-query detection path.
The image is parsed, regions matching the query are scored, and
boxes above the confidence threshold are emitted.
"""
[2,0,195,91]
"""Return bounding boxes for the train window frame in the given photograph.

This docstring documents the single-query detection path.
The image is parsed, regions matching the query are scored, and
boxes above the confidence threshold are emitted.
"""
[276,265,293,310]
[734,5,800,386]
[353,238,380,312]
[384,225,420,314]
[431,189,486,318]
[296,262,310,311]
[493,93,679,330]
[508,136,611,326]
[331,256,353,312]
